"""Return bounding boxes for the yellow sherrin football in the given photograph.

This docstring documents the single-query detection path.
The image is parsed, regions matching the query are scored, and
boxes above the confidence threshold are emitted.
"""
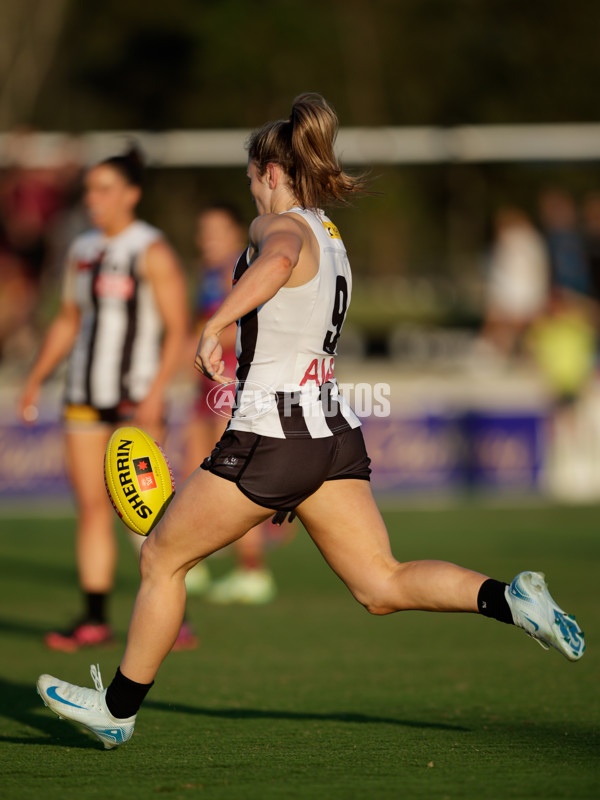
[104,426,175,536]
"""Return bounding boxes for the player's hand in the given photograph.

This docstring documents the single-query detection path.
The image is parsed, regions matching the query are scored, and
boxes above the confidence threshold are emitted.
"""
[194,329,233,385]
[18,382,41,425]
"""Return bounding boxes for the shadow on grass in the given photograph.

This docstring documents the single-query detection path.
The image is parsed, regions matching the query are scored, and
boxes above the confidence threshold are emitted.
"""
[0,674,467,753]
[145,698,468,731]
[4,676,598,762]
[0,677,102,750]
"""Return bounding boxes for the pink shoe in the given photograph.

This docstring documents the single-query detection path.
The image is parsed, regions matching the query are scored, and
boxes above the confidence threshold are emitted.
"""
[45,621,115,653]
[171,621,199,652]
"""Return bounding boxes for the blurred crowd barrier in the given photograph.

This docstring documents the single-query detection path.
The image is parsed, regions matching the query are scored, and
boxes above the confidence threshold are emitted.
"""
[3,362,600,507]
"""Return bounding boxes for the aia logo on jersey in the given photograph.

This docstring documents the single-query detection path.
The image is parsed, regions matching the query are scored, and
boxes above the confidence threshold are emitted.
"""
[133,456,157,492]
[76,259,94,272]
[94,273,135,300]
[300,356,335,387]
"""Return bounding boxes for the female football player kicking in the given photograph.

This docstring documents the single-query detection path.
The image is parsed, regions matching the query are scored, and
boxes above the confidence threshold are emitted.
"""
[37,94,585,750]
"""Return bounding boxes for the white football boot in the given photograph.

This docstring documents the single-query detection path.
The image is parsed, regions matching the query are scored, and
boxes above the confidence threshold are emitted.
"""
[184,561,211,596]
[37,664,135,749]
[505,571,585,662]
[206,568,276,605]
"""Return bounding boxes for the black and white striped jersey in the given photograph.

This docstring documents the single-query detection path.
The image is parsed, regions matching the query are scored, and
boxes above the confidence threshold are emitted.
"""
[62,221,163,409]
[228,207,361,439]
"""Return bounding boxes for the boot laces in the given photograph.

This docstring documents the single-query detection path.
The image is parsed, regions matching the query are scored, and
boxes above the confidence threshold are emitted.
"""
[90,663,104,692]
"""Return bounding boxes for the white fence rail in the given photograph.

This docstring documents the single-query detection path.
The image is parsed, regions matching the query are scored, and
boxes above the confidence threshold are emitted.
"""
[2,124,600,167]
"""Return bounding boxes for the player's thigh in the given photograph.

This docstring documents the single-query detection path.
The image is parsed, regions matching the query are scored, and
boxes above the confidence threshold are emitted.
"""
[144,467,271,573]
[64,427,112,509]
[183,416,225,476]
[296,479,396,596]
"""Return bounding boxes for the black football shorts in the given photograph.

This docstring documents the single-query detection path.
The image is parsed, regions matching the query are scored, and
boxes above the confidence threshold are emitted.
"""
[201,426,371,513]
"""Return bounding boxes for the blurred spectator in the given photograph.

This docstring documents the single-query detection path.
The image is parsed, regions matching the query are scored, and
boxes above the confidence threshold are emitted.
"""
[527,288,597,498]
[539,188,590,298]
[532,190,599,499]
[582,190,600,316]
[0,128,82,361]
[480,206,550,360]
[527,289,596,409]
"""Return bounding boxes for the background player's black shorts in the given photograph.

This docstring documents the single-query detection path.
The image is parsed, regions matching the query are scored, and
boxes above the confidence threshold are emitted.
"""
[201,426,371,512]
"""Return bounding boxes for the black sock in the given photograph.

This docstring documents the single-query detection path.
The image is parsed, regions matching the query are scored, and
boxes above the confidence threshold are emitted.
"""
[105,668,154,719]
[477,579,513,625]
[85,592,107,624]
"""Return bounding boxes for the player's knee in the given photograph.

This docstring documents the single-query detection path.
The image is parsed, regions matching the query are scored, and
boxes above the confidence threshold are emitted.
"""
[353,586,399,616]
[363,600,397,616]
[138,536,161,580]
[367,602,397,616]
[138,534,184,584]
[352,564,405,615]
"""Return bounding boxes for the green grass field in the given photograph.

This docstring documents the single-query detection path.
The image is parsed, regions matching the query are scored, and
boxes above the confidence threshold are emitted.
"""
[1,503,598,800]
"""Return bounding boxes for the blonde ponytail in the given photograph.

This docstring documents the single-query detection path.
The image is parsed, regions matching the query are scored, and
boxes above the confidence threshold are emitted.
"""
[247,93,366,208]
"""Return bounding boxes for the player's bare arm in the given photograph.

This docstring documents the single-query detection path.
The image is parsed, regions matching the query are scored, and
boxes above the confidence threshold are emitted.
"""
[229,213,305,321]
[137,239,189,425]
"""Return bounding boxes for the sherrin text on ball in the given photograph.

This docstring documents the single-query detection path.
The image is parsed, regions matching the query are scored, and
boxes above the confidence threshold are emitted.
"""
[104,426,175,536]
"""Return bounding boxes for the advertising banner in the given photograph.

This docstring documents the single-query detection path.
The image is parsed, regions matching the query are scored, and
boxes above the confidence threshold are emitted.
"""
[0,408,547,503]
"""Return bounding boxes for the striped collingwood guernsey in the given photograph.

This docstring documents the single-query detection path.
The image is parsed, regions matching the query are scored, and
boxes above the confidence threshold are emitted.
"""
[229,207,361,439]
[63,221,163,409]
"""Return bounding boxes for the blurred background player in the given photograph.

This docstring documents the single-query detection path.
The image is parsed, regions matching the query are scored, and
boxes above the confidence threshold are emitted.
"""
[184,203,281,604]
[18,144,194,650]
[539,187,590,298]
[527,286,596,498]
[479,206,550,362]
[528,191,598,499]
[582,190,600,326]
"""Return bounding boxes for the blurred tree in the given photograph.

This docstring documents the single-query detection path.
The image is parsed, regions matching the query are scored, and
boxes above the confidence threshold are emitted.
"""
[12,0,600,131]
[0,0,69,129]
[6,0,600,335]
[5,0,600,130]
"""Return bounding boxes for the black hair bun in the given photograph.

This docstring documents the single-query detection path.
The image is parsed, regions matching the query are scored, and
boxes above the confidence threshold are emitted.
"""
[101,141,145,187]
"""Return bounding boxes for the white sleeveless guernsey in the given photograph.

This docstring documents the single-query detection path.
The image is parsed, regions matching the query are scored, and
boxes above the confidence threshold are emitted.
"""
[62,220,163,409]
[228,207,361,439]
